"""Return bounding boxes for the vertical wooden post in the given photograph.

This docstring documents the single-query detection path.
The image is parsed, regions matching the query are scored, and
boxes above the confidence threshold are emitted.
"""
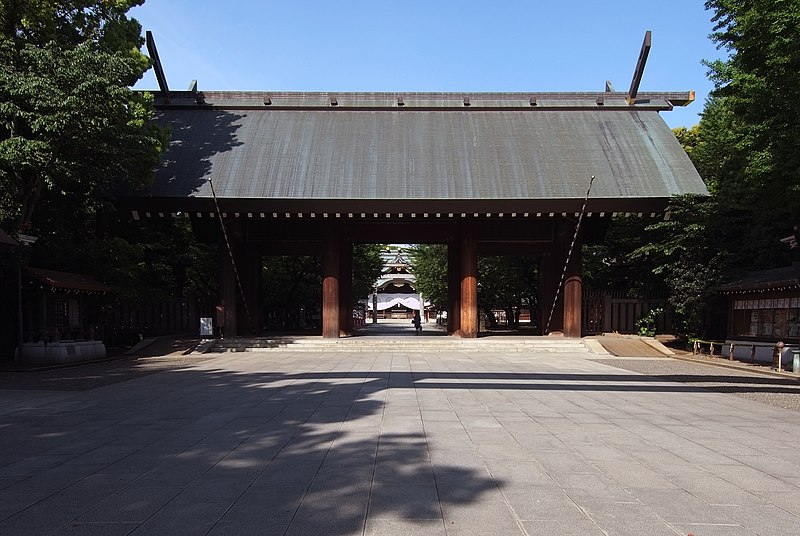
[459,225,478,338]
[538,252,555,334]
[219,239,238,337]
[339,238,353,336]
[238,241,261,335]
[447,240,461,335]
[602,292,613,333]
[322,224,341,338]
[563,225,582,338]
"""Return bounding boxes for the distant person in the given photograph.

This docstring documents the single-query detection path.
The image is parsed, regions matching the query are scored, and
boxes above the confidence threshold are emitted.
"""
[412,311,422,334]
[215,301,226,339]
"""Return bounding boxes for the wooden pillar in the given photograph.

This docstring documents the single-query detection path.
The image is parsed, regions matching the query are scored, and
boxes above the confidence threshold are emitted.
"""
[602,292,613,333]
[563,231,582,338]
[219,239,238,337]
[459,225,478,338]
[540,220,569,335]
[339,239,353,336]
[239,244,261,335]
[537,253,553,334]
[322,224,341,338]
[540,247,565,334]
[447,240,461,335]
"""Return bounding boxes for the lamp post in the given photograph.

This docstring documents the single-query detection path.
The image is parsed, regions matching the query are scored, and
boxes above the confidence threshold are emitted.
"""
[16,233,37,362]
[17,259,22,361]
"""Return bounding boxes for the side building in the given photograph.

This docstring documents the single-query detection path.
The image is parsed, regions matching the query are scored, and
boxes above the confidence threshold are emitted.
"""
[720,262,800,366]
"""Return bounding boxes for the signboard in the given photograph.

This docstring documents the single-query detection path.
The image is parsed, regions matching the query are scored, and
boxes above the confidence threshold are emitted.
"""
[200,317,213,337]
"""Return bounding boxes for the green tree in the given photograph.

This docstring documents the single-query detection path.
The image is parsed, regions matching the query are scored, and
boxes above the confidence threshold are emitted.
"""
[410,245,538,329]
[0,1,181,319]
[590,2,800,338]
[263,256,321,330]
[704,0,800,242]
[0,0,166,233]
[261,244,385,331]
[409,244,448,308]
[477,256,537,329]
[352,244,385,303]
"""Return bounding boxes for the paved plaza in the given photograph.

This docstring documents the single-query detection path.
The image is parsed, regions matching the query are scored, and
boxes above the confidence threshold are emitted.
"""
[2,340,800,535]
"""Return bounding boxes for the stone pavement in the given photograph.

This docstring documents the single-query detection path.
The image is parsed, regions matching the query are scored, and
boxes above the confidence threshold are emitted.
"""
[1,346,800,535]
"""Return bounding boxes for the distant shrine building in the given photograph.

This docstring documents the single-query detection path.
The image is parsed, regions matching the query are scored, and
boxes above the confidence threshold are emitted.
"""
[123,87,706,339]
[370,246,426,321]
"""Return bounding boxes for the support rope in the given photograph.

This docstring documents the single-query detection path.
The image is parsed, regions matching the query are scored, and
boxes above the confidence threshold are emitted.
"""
[208,177,253,333]
[544,175,596,334]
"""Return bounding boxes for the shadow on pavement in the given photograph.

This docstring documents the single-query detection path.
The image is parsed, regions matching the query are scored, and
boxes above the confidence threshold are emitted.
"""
[0,365,500,536]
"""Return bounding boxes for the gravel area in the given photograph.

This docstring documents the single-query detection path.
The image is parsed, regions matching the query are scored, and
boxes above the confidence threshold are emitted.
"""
[595,356,800,412]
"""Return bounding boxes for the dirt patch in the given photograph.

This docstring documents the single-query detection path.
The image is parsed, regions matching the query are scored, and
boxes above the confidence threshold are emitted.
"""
[596,338,670,357]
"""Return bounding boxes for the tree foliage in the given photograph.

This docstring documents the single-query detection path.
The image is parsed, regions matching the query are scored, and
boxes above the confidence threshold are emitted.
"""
[409,244,448,308]
[409,245,538,328]
[477,256,537,329]
[0,1,181,310]
[263,256,321,329]
[352,244,385,302]
[31,216,218,305]
[0,0,166,233]
[261,244,385,331]
[704,0,800,213]
[591,2,800,338]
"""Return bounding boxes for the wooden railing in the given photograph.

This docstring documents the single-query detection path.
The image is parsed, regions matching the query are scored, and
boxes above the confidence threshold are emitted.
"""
[694,340,790,368]
[691,339,727,358]
[723,342,759,363]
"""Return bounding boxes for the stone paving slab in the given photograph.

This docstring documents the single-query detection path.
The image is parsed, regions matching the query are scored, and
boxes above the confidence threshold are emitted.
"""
[1,349,800,535]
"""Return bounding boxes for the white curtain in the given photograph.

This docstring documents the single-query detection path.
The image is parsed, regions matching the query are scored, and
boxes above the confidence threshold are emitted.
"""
[368,293,421,311]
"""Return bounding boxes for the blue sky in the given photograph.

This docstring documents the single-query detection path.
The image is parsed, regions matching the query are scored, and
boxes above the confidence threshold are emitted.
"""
[131,0,724,128]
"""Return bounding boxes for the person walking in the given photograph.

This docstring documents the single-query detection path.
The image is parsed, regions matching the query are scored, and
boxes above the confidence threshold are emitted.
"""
[412,310,422,334]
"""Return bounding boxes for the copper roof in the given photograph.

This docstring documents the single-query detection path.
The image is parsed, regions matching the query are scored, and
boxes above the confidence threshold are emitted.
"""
[719,264,800,293]
[0,229,17,247]
[135,91,706,214]
[26,267,112,294]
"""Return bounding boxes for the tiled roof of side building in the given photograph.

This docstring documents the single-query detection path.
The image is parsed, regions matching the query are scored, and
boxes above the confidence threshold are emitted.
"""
[719,264,800,292]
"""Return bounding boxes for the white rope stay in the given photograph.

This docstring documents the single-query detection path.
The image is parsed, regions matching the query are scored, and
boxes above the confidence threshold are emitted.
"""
[544,174,596,334]
[208,177,252,333]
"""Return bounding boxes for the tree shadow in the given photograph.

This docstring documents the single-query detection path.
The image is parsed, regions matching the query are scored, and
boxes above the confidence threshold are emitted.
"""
[150,109,245,197]
[3,361,798,534]
[281,370,800,395]
[0,365,501,535]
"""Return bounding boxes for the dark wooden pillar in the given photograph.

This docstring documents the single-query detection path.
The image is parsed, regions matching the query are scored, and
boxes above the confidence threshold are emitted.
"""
[540,219,582,338]
[447,240,461,335]
[339,238,353,336]
[563,231,582,338]
[219,239,238,337]
[540,221,567,335]
[538,252,555,334]
[322,224,341,338]
[459,224,478,338]
[239,244,261,335]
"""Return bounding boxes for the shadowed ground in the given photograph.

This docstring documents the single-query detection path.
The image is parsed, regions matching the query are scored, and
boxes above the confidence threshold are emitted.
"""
[1,340,800,535]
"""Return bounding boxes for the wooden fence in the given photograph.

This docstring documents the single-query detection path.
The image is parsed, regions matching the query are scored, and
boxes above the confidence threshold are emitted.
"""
[583,290,671,335]
[101,299,213,346]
